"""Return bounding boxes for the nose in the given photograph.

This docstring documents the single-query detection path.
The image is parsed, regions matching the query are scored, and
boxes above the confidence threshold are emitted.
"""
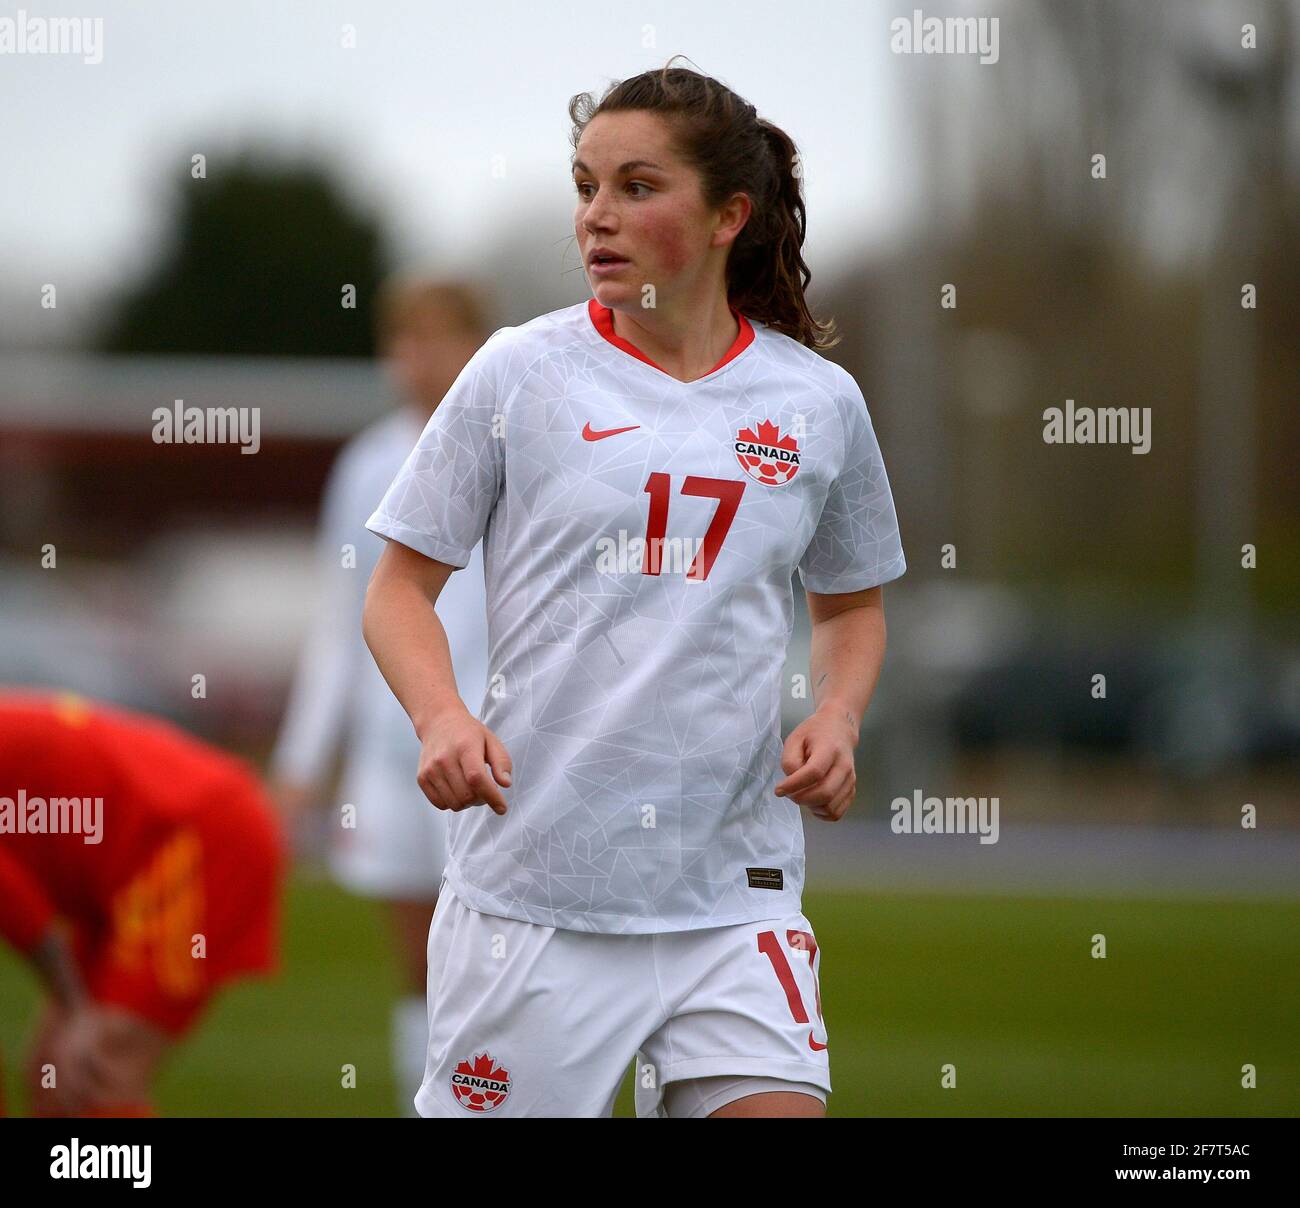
[580,184,616,233]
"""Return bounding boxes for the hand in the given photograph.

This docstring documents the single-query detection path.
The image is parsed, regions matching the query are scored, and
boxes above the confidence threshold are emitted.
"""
[774,708,859,821]
[30,1003,115,1114]
[417,705,513,816]
[30,1002,166,1116]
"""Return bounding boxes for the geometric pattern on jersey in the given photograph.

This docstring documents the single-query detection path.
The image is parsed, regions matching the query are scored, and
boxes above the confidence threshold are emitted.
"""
[367,299,906,933]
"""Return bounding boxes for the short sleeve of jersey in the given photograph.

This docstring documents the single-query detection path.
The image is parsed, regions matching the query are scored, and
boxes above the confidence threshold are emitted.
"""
[797,378,907,594]
[365,334,508,567]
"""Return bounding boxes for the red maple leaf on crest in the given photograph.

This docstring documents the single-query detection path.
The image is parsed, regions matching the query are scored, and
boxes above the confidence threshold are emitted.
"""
[738,418,798,451]
[456,1052,510,1082]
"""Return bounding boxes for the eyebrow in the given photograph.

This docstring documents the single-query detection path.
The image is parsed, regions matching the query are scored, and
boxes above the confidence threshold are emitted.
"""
[571,158,665,176]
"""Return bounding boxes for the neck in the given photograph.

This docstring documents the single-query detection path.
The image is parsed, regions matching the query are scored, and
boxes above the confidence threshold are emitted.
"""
[609,293,739,383]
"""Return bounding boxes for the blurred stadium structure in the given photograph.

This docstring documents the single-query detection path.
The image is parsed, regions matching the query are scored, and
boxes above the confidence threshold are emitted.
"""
[1,0,1296,856]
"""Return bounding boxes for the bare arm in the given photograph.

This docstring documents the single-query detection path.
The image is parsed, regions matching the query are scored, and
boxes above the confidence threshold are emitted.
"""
[805,584,887,741]
[30,928,89,1011]
[362,539,461,738]
[774,585,887,820]
[362,539,512,814]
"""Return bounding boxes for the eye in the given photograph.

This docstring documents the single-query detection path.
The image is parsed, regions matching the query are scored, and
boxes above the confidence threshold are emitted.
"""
[574,180,653,199]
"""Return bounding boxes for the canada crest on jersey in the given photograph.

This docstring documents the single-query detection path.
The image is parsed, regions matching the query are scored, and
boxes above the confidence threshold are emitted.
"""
[735,418,801,486]
[450,1051,512,1113]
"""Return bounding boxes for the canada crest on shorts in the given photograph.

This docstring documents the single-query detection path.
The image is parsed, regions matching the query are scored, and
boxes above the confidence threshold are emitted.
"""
[450,1051,512,1113]
[735,418,801,486]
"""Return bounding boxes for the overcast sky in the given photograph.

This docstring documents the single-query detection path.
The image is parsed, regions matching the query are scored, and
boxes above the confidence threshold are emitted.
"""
[0,0,943,344]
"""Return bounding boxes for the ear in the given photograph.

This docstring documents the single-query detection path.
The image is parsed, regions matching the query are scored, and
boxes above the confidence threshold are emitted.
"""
[712,192,752,248]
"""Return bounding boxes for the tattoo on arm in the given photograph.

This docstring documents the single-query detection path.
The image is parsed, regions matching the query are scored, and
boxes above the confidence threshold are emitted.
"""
[815,676,857,728]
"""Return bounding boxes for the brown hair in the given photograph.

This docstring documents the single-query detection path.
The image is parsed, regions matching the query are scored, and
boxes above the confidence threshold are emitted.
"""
[374,276,493,349]
[568,57,838,351]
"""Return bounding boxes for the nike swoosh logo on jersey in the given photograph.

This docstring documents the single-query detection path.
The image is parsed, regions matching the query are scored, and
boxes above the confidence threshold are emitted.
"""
[582,421,641,441]
[808,1031,828,1052]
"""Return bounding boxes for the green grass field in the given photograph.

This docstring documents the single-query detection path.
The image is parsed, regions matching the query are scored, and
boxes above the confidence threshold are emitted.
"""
[2,873,1296,1117]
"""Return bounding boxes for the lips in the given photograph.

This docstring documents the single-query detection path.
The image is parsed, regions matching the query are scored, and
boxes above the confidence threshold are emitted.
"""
[588,248,630,268]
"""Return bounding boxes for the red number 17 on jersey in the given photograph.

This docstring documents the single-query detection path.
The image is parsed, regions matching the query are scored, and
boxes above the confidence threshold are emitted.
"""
[642,472,745,581]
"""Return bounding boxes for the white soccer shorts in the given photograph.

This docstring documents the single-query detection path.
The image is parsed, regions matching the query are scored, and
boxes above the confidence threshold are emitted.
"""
[415,883,831,1117]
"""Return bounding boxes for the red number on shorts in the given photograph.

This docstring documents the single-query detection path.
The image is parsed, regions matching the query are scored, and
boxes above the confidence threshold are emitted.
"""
[787,930,824,1022]
[757,929,825,1025]
[642,473,745,580]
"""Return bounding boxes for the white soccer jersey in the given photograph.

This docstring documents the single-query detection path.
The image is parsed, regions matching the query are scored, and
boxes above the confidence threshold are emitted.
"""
[272,407,490,893]
[366,299,906,933]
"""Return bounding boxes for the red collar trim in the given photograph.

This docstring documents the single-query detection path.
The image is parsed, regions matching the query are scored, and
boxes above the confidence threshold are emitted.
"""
[586,297,754,379]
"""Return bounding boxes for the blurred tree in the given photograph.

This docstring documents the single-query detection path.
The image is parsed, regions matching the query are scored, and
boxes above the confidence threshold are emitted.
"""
[98,149,392,357]
[865,0,1299,616]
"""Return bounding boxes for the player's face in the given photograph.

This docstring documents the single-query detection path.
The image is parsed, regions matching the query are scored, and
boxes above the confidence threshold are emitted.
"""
[573,111,724,310]
[384,307,480,413]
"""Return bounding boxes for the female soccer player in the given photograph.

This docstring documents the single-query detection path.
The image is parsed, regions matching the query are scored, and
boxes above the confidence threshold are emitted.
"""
[362,61,906,1118]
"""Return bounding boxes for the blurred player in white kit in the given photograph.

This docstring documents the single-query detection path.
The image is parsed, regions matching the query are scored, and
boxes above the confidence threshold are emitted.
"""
[270,278,493,1114]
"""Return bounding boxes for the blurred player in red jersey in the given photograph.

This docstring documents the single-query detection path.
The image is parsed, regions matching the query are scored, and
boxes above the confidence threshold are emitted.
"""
[0,689,284,1117]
